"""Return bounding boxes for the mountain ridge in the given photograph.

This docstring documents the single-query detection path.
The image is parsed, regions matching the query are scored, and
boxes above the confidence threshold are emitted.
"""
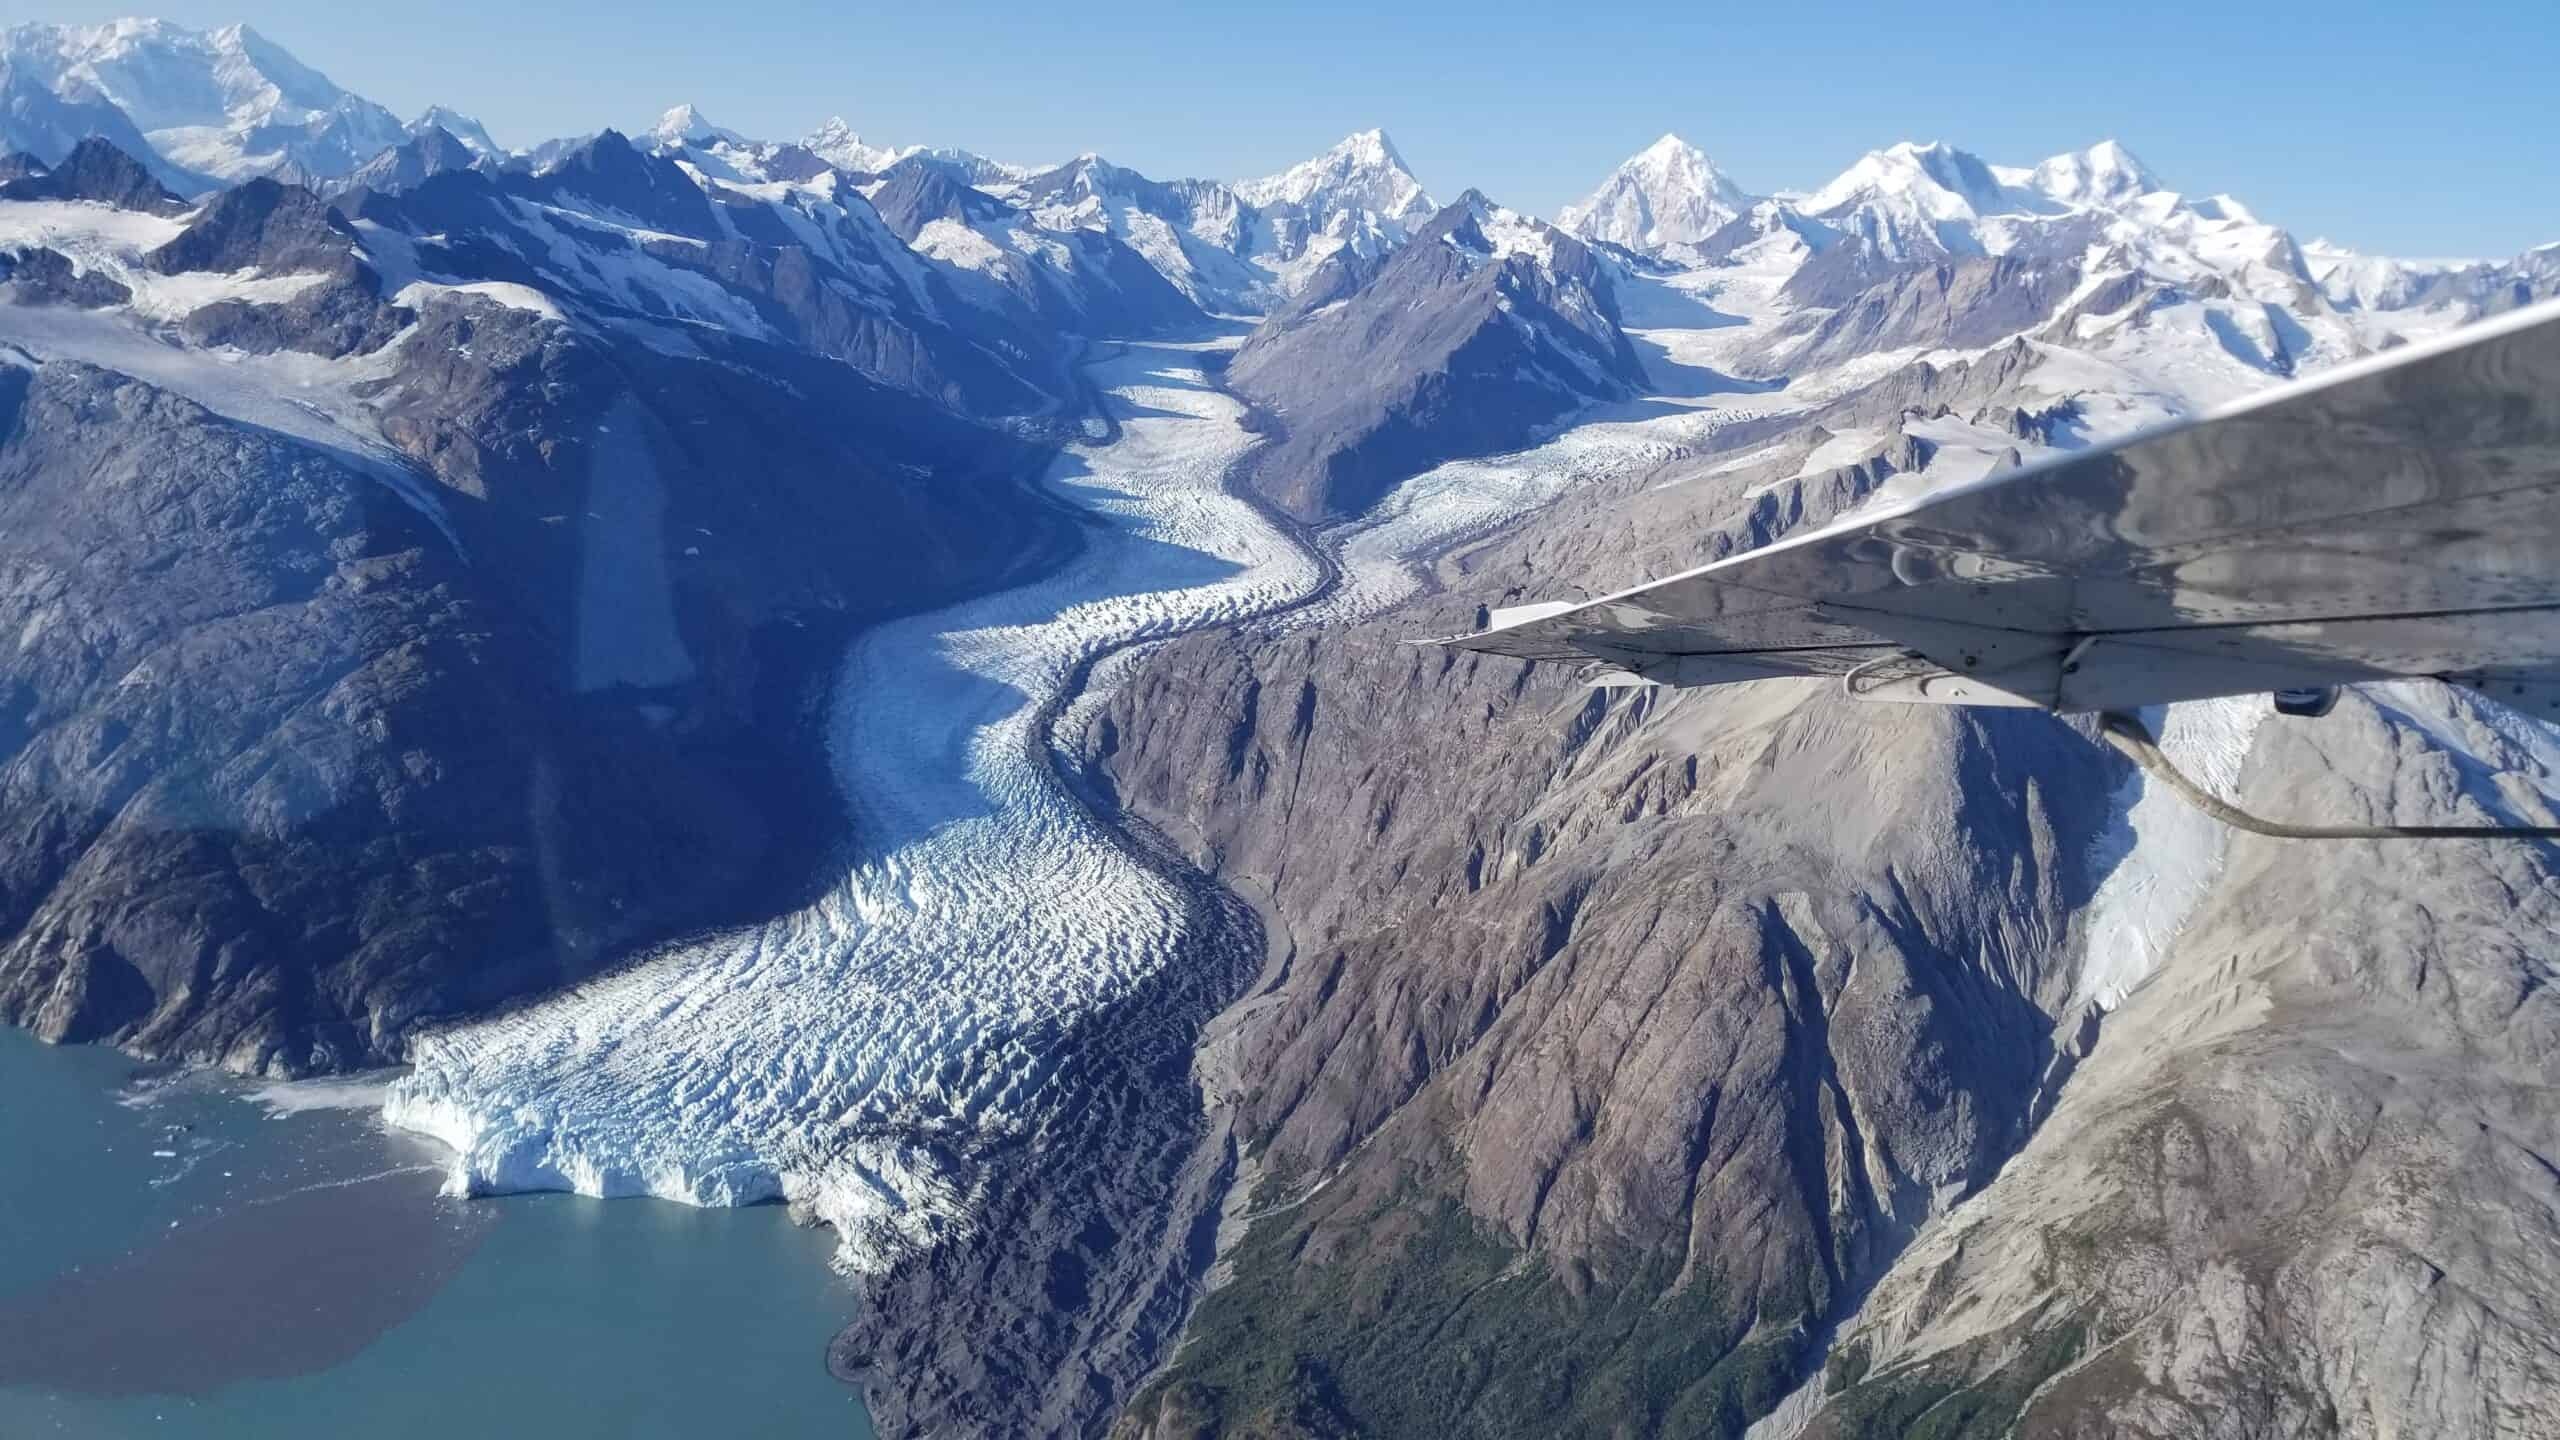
[4,20,2559,1440]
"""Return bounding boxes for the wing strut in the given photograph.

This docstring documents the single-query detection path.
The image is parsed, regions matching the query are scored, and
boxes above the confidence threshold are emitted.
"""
[2097,711,2560,841]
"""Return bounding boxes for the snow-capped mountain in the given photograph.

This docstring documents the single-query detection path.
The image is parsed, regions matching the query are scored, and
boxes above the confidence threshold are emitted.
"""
[0,50,204,194]
[408,105,503,160]
[2024,136,2159,209]
[869,154,1204,337]
[634,116,822,189]
[797,119,1031,187]
[1235,126,1435,293]
[1014,130,1434,313]
[911,145,1038,190]
[1765,137,2171,268]
[2305,238,2459,309]
[1228,188,1642,519]
[338,121,485,195]
[1235,127,1433,239]
[1012,152,1265,311]
[647,102,742,151]
[8,22,2560,1440]
[634,105,831,187]
[1572,128,2560,431]
[1708,137,2337,390]
[2303,238,2558,316]
[0,23,1457,327]
[1796,138,2057,226]
[0,19,404,183]
[1779,137,2095,272]
[1557,133,1751,257]
[801,116,916,175]
[0,120,1094,423]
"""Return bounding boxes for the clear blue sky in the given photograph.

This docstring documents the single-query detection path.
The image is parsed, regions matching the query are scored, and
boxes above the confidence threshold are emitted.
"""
[18,0,2558,257]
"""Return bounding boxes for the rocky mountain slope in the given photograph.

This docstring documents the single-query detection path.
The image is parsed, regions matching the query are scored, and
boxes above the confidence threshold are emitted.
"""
[1796,709,2560,1437]
[5,22,2558,1439]
[1091,136,2560,1440]
[867,153,1205,338]
[0,138,1080,1072]
[1226,191,1647,520]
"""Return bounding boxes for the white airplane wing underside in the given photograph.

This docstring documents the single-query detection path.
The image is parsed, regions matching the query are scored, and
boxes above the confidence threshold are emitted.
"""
[1443,299,2560,718]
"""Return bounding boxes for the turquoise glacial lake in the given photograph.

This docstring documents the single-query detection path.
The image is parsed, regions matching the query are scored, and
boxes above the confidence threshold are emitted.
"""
[0,1027,874,1438]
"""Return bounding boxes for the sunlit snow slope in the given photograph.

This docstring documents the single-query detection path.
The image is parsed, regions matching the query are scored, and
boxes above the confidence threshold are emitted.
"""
[386,339,1316,1268]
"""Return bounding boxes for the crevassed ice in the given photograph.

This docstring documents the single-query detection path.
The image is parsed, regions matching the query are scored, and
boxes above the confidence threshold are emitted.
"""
[2076,696,2267,1010]
[384,339,1318,1269]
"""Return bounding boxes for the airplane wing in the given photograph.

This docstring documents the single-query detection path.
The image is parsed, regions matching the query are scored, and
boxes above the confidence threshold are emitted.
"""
[1441,298,2560,718]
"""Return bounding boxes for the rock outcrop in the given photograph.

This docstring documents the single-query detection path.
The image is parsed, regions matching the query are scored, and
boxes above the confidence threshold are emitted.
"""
[1092,357,2560,1440]
[1803,693,2560,1438]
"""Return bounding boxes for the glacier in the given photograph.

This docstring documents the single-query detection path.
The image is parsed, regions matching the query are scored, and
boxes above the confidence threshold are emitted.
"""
[379,301,1797,1270]
[383,338,1320,1268]
[368,127,2518,1278]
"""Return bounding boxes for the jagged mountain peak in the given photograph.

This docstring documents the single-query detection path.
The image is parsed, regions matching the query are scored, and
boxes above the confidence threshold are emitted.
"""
[1034,151,1149,195]
[1228,182,1637,521]
[869,152,1012,238]
[1426,188,1584,271]
[1236,128,1432,226]
[410,105,504,159]
[1627,130,1744,185]
[1453,208,1536,258]
[1337,126,1408,170]
[1559,132,1752,255]
[341,122,482,195]
[0,133,180,211]
[648,103,742,150]
[801,116,917,173]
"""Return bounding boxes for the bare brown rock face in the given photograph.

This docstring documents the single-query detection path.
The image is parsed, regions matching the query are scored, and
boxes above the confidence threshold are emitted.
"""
[1091,373,2560,1439]
[1803,698,2560,1440]
[1221,193,1645,523]
[1084,425,2108,1436]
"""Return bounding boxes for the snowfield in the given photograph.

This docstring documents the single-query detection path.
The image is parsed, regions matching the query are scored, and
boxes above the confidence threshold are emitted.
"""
[385,339,1318,1269]
[1293,266,1821,629]
[0,298,461,547]
[1298,392,1736,629]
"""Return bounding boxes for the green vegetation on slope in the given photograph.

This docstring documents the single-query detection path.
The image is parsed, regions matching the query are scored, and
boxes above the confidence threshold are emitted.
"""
[1120,1177,1804,1440]
[1811,1318,2089,1440]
